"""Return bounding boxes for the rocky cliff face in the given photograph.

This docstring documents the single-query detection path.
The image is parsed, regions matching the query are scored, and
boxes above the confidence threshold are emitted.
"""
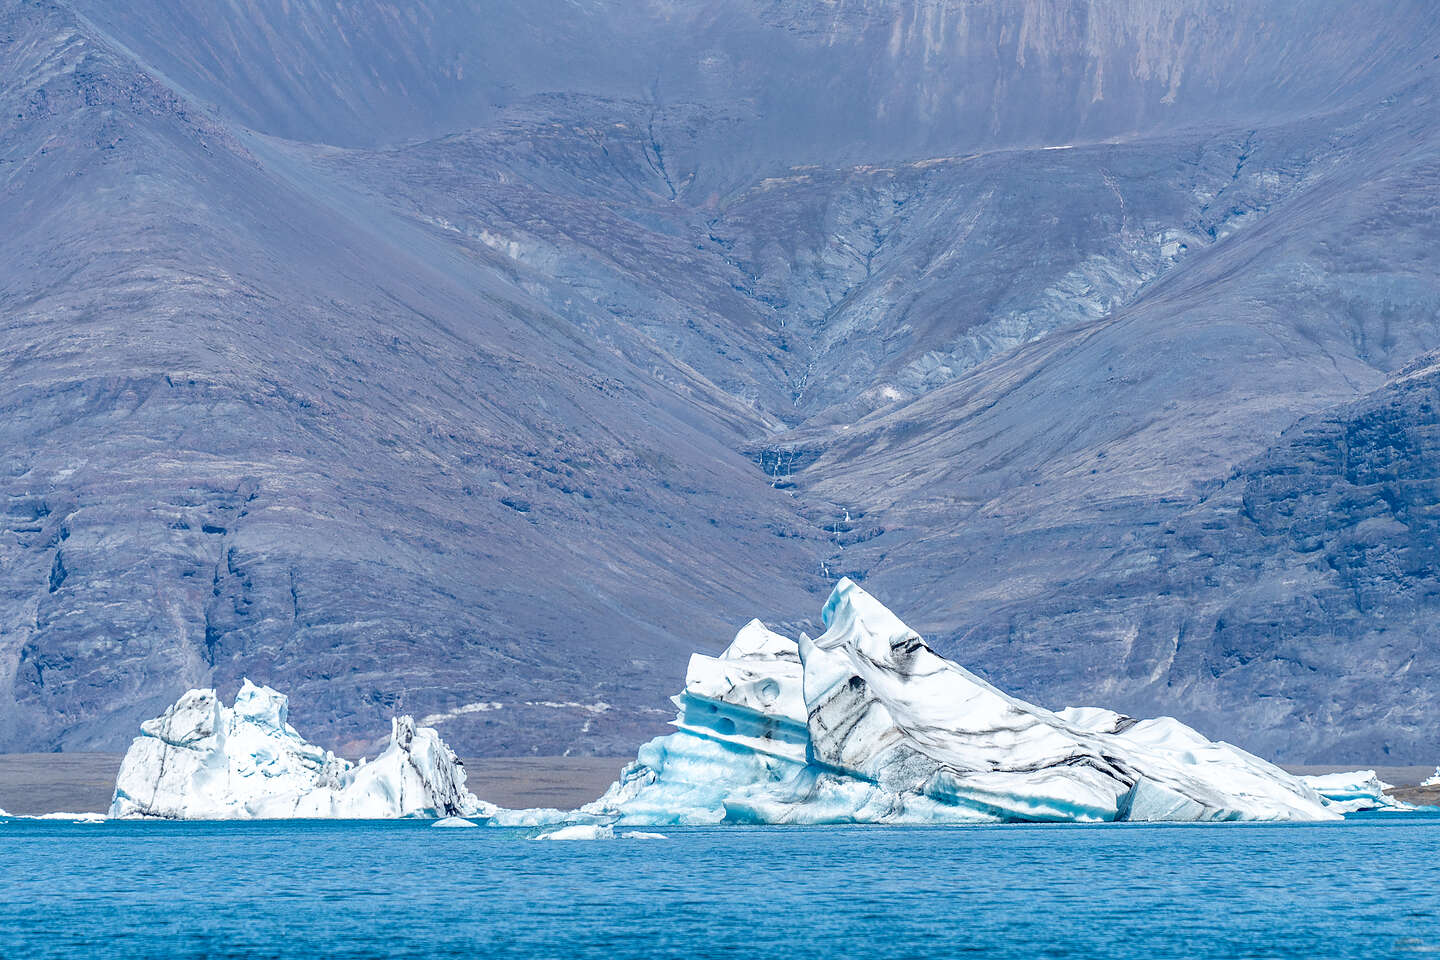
[0,0,823,755]
[942,355,1440,762]
[3,0,1439,760]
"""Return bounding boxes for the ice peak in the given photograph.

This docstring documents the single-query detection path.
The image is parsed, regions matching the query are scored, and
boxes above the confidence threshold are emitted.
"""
[391,715,417,748]
[720,619,799,662]
[818,576,858,629]
[233,679,291,731]
[137,688,226,750]
[816,577,915,657]
[111,685,492,820]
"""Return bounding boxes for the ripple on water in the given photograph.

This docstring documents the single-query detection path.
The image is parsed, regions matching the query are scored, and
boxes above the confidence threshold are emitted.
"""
[0,816,1437,959]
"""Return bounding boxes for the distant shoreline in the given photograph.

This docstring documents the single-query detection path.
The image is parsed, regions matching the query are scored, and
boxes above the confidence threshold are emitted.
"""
[2,755,1434,818]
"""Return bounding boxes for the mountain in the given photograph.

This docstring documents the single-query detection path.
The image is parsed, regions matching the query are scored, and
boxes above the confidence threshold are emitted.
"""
[2,0,1438,761]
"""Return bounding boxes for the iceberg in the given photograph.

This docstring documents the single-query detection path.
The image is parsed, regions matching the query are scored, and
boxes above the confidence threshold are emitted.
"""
[1300,771,1414,813]
[432,817,479,828]
[1424,768,1440,787]
[584,579,1337,825]
[109,680,495,820]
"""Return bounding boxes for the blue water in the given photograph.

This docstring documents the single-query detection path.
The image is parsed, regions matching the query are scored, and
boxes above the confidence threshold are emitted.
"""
[3,814,1439,959]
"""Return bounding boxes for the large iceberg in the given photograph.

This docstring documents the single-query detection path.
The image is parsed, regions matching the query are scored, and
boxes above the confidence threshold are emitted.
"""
[110,680,494,820]
[584,579,1337,824]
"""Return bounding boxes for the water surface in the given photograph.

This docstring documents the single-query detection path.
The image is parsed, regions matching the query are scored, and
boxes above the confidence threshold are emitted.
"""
[3,814,1437,958]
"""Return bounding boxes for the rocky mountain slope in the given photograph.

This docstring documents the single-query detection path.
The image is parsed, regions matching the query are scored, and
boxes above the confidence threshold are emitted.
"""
[2,0,1438,761]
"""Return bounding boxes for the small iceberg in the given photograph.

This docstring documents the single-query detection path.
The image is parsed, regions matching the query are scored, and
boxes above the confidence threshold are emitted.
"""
[1301,771,1414,813]
[432,817,479,828]
[1423,767,1440,788]
[535,824,614,841]
[110,680,497,820]
[582,578,1337,826]
[620,831,668,840]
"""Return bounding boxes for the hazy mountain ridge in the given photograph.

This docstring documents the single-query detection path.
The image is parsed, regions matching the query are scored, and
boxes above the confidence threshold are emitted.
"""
[3,0,1439,759]
[0,0,827,755]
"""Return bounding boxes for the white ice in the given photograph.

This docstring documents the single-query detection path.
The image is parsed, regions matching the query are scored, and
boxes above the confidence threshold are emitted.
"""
[583,578,1337,825]
[432,816,479,827]
[109,679,496,820]
[1301,770,1413,813]
[535,823,614,840]
[1423,767,1440,787]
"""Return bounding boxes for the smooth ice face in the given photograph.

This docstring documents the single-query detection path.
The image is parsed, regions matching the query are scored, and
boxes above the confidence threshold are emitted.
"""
[721,619,801,663]
[588,579,1337,825]
[110,680,493,820]
[802,579,1335,823]
[675,619,807,763]
[579,621,813,825]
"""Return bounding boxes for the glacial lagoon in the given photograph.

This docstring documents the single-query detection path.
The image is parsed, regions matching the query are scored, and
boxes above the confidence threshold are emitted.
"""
[3,815,1438,959]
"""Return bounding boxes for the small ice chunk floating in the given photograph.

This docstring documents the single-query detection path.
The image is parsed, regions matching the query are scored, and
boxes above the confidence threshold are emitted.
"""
[109,680,493,820]
[582,579,1340,824]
